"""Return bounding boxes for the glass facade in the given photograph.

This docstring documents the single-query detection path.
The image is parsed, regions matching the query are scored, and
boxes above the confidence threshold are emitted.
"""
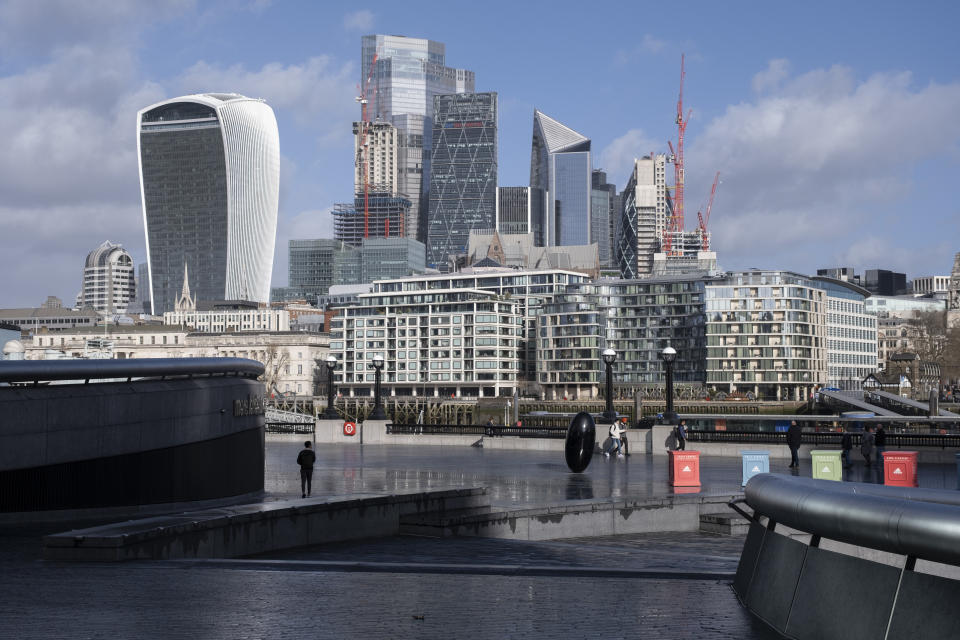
[140,118,228,314]
[361,35,475,242]
[497,186,544,239]
[427,92,498,269]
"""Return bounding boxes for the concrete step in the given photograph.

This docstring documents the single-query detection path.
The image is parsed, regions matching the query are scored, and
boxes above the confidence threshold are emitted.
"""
[399,506,494,537]
[700,511,751,536]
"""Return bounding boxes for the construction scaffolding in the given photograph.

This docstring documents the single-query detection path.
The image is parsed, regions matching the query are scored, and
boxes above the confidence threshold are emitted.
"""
[333,186,411,247]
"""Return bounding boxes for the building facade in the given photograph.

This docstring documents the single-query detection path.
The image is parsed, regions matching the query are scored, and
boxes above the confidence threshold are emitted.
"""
[333,191,412,246]
[617,155,668,279]
[912,275,951,296]
[164,304,290,333]
[813,277,878,390]
[530,110,591,248]
[353,120,399,195]
[426,92,498,269]
[79,241,136,315]
[496,186,544,240]
[537,276,707,400]
[362,35,475,242]
[137,93,279,314]
[591,170,619,269]
[329,289,520,398]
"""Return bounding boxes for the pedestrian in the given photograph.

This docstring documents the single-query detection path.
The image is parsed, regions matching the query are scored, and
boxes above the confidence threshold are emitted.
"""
[675,420,688,451]
[875,423,886,463]
[296,440,316,498]
[619,417,630,456]
[604,421,624,458]
[861,425,876,467]
[787,420,802,468]
[841,428,853,468]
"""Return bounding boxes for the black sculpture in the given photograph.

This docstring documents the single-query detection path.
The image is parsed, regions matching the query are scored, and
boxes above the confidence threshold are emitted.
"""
[565,411,596,473]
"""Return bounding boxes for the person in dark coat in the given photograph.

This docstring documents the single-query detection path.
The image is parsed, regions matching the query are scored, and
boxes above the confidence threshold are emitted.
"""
[861,425,876,467]
[874,424,886,464]
[296,441,316,498]
[841,429,853,468]
[675,420,688,451]
[787,420,803,468]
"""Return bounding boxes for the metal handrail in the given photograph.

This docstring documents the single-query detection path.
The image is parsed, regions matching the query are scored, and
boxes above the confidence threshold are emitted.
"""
[687,429,960,448]
[387,423,568,438]
[744,474,960,567]
[0,357,265,384]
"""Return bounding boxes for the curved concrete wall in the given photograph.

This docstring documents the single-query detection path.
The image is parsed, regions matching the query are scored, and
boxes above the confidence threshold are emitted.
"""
[0,376,265,511]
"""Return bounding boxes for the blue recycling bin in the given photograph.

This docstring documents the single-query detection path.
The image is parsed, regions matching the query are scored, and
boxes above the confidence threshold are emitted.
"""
[741,450,770,486]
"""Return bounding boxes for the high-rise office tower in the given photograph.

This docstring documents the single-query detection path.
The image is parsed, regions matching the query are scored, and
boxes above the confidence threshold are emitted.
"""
[497,187,544,239]
[353,120,399,195]
[79,241,136,315]
[362,35,475,243]
[529,110,592,247]
[137,93,279,314]
[591,170,620,268]
[332,191,412,246]
[427,92,498,269]
[617,155,669,279]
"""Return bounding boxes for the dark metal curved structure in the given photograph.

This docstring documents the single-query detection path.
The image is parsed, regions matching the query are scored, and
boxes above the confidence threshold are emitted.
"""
[564,411,596,473]
[0,357,264,383]
[745,474,960,566]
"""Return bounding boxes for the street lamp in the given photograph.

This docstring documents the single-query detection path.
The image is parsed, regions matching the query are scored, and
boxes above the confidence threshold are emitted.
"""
[660,346,678,425]
[370,354,386,420]
[601,348,618,424]
[322,355,338,419]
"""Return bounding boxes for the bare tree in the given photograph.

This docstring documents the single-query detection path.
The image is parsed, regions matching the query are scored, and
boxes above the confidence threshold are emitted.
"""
[260,345,289,397]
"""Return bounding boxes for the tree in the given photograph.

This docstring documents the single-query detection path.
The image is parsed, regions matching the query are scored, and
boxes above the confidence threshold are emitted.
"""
[260,345,289,397]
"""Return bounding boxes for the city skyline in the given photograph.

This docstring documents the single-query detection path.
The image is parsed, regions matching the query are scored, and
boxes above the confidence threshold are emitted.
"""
[0,1,958,307]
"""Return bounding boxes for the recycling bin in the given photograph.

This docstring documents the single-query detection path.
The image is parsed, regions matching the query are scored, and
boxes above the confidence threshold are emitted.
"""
[810,450,843,481]
[883,451,918,487]
[669,450,701,487]
[741,450,770,486]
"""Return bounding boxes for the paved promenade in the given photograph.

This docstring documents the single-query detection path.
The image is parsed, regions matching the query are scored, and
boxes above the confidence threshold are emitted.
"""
[1,437,956,639]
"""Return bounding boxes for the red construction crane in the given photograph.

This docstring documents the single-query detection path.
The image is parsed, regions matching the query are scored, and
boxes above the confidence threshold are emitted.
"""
[697,171,720,251]
[356,53,378,238]
[664,54,691,255]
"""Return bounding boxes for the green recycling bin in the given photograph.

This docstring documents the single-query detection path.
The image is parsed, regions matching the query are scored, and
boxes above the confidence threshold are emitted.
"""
[811,450,843,481]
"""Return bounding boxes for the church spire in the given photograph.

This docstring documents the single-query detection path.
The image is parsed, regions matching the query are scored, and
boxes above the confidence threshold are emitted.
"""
[175,262,196,312]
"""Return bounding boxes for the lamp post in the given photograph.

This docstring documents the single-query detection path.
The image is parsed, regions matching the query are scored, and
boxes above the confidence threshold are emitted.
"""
[660,346,678,425]
[601,348,617,424]
[370,354,386,420]
[322,355,338,419]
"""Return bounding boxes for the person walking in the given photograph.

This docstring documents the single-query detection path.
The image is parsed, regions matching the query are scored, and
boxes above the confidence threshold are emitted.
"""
[604,421,624,458]
[787,420,802,468]
[875,423,886,465]
[296,441,316,498]
[841,428,853,468]
[861,425,876,467]
[675,420,688,451]
[619,417,630,456]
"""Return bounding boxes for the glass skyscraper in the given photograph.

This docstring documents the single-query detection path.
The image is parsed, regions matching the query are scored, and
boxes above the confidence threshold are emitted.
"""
[137,93,279,314]
[426,92,498,269]
[529,110,591,247]
[361,35,475,243]
[497,187,544,239]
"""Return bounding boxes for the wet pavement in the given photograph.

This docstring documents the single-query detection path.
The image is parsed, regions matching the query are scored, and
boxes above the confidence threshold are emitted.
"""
[3,437,956,638]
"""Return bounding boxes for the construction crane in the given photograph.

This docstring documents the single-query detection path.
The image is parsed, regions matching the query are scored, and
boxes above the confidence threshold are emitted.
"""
[664,54,691,255]
[696,171,720,251]
[355,53,378,239]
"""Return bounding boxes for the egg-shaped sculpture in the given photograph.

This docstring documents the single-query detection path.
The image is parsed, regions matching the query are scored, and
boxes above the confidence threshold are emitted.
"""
[565,411,596,473]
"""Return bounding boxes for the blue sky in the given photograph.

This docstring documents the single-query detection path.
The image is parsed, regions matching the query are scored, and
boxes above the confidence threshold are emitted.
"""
[0,0,958,307]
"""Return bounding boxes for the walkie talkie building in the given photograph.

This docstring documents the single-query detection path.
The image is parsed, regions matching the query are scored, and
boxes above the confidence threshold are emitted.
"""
[137,93,279,315]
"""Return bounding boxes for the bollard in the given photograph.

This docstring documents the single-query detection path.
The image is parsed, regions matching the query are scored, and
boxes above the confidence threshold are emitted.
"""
[741,450,770,486]
[810,450,843,481]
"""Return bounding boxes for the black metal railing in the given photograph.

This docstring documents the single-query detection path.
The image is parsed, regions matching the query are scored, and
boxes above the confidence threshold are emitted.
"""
[387,423,568,438]
[687,429,960,449]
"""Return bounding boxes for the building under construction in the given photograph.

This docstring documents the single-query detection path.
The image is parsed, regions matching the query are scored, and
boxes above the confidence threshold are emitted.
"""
[332,187,411,247]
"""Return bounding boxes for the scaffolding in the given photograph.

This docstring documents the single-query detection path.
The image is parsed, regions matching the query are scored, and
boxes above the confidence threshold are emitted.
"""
[333,186,411,247]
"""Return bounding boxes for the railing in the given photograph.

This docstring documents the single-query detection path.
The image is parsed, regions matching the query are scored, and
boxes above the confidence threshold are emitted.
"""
[387,423,568,438]
[687,429,960,449]
[0,357,265,384]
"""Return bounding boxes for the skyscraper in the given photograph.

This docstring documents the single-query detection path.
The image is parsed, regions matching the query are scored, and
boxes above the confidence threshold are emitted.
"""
[591,170,619,268]
[79,241,136,315]
[496,187,544,239]
[427,92,498,269]
[362,35,475,242]
[617,155,669,279]
[353,120,399,195]
[530,110,591,247]
[137,93,279,314]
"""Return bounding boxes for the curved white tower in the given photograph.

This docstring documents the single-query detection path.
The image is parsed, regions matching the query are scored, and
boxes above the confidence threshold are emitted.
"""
[80,241,136,315]
[137,93,279,314]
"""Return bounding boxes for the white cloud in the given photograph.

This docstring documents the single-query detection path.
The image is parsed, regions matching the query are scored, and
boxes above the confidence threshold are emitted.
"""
[343,9,374,31]
[640,34,666,53]
[597,128,660,187]
[177,56,356,134]
[615,33,669,64]
[686,62,960,273]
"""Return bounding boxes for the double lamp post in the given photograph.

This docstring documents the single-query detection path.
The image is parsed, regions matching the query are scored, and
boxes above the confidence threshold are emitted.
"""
[600,346,677,426]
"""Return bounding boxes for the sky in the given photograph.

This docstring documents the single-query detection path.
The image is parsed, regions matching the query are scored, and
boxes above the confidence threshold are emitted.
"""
[1,0,959,308]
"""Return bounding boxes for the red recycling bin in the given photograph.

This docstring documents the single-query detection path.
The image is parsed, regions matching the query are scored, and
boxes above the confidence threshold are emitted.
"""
[883,451,918,487]
[669,450,701,487]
